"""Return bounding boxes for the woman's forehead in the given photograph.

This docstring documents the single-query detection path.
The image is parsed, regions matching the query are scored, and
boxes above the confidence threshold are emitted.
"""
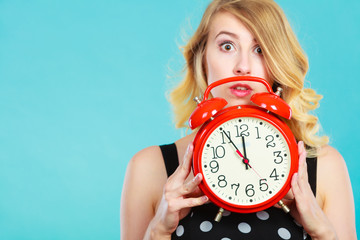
[208,11,255,41]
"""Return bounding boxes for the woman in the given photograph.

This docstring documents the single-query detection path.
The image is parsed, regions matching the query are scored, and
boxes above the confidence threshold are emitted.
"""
[121,0,356,239]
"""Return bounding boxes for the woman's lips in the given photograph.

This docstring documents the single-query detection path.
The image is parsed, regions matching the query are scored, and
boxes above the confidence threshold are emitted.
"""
[230,83,252,98]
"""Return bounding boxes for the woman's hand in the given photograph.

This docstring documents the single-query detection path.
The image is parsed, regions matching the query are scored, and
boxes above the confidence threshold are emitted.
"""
[148,143,208,238]
[280,141,337,239]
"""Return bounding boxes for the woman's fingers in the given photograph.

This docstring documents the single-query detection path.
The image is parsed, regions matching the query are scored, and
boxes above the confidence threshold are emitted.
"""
[181,173,202,195]
[291,172,301,198]
[276,141,307,209]
[165,143,194,191]
[292,142,308,197]
[168,194,208,212]
[164,142,206,201]
[174,143,194,180]
[294,141,313,196]
[153,142,208,235]
[297,141,308,183]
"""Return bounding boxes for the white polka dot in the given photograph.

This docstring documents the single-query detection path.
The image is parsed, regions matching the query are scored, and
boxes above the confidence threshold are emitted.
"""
[199,221,213,232]
[256,210,269,220]
[278,227,291,239]
[190,212,194,217]
[238,222,251,234]
[222,210,231,216]
[221,238,231,240]
[176,225,184,237]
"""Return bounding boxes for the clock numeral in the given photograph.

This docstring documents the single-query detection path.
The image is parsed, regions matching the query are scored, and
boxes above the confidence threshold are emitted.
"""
[273,151,283,164]
[245,184,255,197]
[255,126,261,139]
[211,146,225,159]
[259,178,269,191]
[265,135,276,148]
[270,168,280,181]
[217,175,227,188]
[235,124,250,137]
[220,131,231,144]
[231,183,240,196]
[209,160,219,173]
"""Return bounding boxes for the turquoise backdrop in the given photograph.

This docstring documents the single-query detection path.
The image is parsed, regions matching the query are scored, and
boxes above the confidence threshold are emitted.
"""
[0,0,359,239]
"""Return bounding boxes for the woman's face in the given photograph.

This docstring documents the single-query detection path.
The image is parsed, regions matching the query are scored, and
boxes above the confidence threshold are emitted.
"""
[204,11,270,106]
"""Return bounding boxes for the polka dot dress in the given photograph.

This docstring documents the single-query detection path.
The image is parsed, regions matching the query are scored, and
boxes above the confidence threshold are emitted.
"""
[171,203,310,239]
[160,143,317,240]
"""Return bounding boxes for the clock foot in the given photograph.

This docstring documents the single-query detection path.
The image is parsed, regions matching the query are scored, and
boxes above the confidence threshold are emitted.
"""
[278,200,290,213]
[214,207,224,222]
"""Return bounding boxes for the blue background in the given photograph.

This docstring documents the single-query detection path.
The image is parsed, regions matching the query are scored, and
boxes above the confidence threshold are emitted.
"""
[0,0,358,239]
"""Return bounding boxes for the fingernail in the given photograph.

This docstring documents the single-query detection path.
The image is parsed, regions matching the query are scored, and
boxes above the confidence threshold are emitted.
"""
[194,173,201,181]
[187,143,191,151]
[185,143,191,154]
[202,195,208,202]
[293,172,298,180]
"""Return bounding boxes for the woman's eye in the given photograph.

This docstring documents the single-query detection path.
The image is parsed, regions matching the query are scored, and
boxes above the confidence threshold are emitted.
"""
[220,42,234,52]
[254,46,262,54]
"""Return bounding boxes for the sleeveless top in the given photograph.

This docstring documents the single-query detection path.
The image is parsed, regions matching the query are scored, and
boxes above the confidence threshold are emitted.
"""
[160,143,317,240]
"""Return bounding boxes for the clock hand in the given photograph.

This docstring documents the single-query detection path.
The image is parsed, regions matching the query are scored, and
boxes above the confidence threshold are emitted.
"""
[241,135,264,179]
[241,136,247,159]
[241,135,249,170]
[221,130,249,169]
[246,161,263,179]
[242,136,287,212]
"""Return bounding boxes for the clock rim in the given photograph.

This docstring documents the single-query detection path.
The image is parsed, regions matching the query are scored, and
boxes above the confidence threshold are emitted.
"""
[192,105,299,213]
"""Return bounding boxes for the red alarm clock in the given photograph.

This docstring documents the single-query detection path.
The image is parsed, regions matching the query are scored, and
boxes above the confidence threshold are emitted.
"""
[189,76,298,221]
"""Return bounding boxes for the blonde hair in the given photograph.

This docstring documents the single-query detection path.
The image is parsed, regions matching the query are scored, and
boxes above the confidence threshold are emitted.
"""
[169,0,328,156]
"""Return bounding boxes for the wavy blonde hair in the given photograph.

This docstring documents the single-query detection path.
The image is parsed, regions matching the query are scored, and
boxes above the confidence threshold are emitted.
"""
[169,0,328,156]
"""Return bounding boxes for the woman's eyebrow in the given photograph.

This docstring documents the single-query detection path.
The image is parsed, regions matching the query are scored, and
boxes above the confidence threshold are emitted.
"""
[214,31,257,44]
[215,31,239,39]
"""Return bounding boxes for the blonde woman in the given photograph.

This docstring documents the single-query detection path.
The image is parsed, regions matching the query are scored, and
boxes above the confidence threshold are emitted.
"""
[121,0,356,239]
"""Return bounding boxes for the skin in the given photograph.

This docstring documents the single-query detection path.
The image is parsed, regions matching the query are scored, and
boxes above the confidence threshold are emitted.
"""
[205,11,270,107]
[120,11,356,240]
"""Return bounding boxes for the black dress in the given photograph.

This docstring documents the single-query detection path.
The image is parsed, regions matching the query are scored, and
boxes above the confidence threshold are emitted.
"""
[160,143,317,240]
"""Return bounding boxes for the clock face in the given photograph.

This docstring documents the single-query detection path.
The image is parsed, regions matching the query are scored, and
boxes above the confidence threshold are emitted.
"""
[200,116,291,208]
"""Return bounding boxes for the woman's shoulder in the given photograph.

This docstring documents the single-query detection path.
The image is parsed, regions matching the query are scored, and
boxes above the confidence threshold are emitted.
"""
[127,131,196,177]
[316,144,346,171]
[316,144,352,203]
[315,146,356,237]
[131,145,163,162]
[123,146,168,210]
[128,145,167,180]
[316,144,348,179]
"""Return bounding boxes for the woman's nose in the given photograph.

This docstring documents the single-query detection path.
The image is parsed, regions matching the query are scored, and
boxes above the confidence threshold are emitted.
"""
[233,54,251,76]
